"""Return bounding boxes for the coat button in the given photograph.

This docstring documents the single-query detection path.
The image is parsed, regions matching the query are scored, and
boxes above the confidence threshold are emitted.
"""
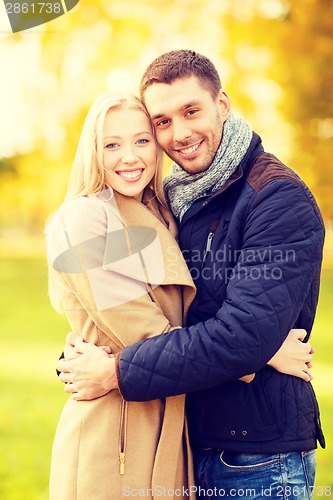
[242,430,247,436]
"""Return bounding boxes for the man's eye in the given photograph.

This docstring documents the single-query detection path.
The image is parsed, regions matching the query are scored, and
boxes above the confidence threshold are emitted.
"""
[156,119,170,127]
[186,109,199,116]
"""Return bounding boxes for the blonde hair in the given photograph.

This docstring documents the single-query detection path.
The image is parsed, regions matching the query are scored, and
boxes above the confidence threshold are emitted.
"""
[65,91,166,204]
[46,92,166,313]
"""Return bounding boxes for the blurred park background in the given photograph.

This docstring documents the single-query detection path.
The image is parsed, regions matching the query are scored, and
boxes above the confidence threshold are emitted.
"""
[0,0,332,498]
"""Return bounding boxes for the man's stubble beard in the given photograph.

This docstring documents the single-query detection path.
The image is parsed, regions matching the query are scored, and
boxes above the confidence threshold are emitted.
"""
[167,111,224,175]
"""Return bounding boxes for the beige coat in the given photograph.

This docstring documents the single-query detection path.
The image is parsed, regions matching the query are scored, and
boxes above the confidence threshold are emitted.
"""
[47,188,196,500]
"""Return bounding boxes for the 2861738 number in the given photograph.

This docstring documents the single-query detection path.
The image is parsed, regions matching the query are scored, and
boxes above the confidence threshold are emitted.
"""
[5,3,62,14]
[276,485,332,497]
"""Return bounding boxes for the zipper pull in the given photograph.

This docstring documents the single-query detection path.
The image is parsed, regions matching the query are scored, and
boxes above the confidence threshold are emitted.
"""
[119,452,125,475]
[205,231,214,254]
[202,231,215,268]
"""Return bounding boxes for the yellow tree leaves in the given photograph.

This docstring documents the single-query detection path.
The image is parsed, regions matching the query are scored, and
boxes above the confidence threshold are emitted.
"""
[1,0,332,235]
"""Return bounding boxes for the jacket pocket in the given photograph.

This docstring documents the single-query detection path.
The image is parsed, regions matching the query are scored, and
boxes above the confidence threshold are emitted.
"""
[188,369,286,443]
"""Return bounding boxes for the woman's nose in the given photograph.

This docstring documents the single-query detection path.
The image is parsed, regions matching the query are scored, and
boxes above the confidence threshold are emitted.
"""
[121,147,138,164]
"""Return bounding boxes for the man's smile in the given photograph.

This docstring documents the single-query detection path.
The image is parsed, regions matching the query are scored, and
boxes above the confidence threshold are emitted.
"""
[176,141,203,159]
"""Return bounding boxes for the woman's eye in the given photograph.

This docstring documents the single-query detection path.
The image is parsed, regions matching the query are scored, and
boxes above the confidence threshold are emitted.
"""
[105,143,118,149]
[137,138,150,145]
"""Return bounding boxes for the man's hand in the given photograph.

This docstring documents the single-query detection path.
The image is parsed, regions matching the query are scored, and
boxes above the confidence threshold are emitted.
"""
[63,332,112,361]
[57,335,118,401]
[267,329,314,382]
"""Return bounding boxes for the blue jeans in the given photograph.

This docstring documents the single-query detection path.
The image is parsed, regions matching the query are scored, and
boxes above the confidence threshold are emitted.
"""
[193,448,316,499]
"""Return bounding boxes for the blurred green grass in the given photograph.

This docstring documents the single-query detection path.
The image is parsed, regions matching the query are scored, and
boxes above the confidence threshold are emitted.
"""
[0,257,68,500]
[0,257,332,499]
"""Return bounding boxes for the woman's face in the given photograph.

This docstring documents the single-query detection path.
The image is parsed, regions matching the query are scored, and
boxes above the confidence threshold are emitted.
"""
[102,107,157,201]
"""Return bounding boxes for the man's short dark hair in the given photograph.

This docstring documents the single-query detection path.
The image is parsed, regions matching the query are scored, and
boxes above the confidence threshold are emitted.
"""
[140,50,222,102]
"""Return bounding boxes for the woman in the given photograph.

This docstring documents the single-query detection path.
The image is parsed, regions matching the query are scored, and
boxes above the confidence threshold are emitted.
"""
[46,92,197,499]
[46,92,312,499]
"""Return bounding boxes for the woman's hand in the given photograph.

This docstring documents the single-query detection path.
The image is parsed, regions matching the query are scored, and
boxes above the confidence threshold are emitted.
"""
[268,329,314,382]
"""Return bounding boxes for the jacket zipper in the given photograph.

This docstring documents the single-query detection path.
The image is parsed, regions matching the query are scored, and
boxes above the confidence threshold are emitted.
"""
[201,230,215,269]
[118,399,128,475]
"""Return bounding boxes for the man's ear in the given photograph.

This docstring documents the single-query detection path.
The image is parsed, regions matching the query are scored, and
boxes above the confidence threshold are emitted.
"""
[217,89,231,119]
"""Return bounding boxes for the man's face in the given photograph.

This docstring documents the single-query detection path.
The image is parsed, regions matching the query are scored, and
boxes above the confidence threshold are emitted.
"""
[144,76,230,174]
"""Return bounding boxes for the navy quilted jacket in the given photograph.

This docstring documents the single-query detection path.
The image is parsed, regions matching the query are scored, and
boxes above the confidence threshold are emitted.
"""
[117,134,326,453]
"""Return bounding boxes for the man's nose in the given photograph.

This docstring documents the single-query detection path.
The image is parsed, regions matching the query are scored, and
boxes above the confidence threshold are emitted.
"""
[172,119,192,143]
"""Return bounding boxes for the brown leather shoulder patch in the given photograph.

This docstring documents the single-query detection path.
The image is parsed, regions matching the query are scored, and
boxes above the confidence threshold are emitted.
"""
[247,153,302,192]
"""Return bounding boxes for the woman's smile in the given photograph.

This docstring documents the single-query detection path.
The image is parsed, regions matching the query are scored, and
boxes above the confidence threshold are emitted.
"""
[116,168,145,181]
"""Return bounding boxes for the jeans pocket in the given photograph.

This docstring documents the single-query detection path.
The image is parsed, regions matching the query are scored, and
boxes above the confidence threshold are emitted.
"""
[301,449,316,492]
[219,451,280,471]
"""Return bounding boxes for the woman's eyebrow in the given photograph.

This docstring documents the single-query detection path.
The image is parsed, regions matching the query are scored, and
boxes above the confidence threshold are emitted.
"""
[104,131,152,140]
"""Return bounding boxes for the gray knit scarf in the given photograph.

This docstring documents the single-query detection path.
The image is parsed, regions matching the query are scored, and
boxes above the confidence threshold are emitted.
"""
[164,112,253,220]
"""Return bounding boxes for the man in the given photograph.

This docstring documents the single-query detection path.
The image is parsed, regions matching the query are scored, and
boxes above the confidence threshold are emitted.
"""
[57,50,325,498]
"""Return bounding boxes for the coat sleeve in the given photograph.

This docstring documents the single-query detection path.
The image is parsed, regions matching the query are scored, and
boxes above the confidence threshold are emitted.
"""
[117,179,325,402]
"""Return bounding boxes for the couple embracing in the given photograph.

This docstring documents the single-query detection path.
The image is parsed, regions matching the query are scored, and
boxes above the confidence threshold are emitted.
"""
[47,50,325,500]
